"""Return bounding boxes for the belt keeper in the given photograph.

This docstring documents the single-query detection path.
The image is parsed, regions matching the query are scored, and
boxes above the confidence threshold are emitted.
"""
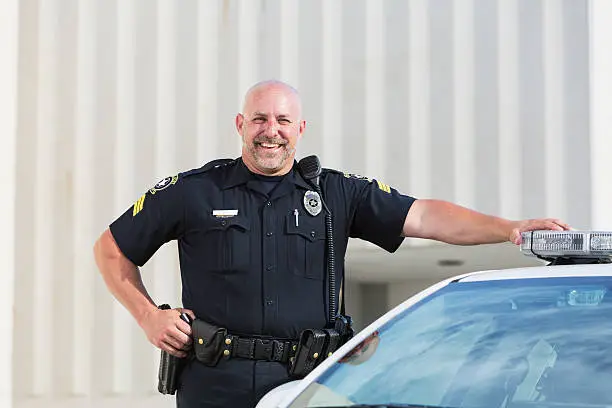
[249,339,256,359]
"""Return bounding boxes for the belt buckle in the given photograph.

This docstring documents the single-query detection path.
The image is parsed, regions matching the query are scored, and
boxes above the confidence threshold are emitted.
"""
[254,339,274,360]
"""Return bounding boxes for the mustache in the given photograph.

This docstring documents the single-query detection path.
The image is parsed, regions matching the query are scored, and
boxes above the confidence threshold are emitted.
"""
[253,137,287,145]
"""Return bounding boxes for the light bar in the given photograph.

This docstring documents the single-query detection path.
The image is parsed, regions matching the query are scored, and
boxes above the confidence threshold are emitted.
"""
[521,230,612,259]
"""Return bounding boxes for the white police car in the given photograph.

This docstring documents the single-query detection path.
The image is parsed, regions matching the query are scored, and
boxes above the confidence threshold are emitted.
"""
[258,230,612,408]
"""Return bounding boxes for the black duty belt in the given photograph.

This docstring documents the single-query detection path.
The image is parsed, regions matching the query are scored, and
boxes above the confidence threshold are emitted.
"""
[224,335,298,364]
[157,308,353,394]
[188,318,352,378]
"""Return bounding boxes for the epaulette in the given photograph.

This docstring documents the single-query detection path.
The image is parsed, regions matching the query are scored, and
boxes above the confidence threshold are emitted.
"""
[181,158,236,178]
[323,168,370,180]
[339,170,392,193]
[322,168,344,176]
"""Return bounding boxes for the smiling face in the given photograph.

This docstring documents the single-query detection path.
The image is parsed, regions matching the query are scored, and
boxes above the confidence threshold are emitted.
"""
[236,81,306,176]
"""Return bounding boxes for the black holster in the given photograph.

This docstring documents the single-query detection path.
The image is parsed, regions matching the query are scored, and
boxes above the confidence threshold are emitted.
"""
[157,304,192,395]
[288,314,354,378]
[158,348,188,395]
[288,329,327,378]
[157,316,228,394]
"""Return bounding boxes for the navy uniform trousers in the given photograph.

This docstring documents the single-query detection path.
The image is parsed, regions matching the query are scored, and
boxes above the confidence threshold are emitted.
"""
[177,358,293,408]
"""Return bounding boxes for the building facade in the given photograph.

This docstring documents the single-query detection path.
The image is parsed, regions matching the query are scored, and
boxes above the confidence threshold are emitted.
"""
[2,0,612,407]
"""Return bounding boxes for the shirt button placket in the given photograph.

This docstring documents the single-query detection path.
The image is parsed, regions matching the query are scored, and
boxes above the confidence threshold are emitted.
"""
[262,200,277,330]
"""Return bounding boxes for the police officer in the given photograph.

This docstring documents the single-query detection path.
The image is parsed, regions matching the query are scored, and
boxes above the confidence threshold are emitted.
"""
[93,80,570,408]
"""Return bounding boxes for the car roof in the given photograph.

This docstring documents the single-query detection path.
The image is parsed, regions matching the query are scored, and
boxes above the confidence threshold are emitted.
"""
[457,262,612,282]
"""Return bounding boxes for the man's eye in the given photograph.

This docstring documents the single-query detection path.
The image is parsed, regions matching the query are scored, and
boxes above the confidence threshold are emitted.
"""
[279,119,291,124]
[253,118,266,123]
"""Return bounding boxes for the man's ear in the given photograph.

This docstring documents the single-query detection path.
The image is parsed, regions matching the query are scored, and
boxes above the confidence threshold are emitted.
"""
[298,119,306,140]
[235,113,245,134]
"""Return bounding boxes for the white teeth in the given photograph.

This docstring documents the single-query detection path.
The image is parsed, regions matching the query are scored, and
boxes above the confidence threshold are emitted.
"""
[260,143,279,148]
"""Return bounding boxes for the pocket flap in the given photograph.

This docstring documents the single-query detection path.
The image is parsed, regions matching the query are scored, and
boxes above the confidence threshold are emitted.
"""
[205,214,251,232]
[285,215,326,242]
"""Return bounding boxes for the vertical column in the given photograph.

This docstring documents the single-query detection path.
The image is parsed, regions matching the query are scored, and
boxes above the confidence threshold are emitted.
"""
[408,0,431,202]
[72,0,97,395]
[543,0,565,220]
[589,0,612,229]
[237,0,260,151]
[497,0,521,220]
[280,0,299,87]
[111,0,135,394]
[0,0,19,404]
[453,0,475,209]
[150,0,178,388]
[33,0,59,395]
[156,0,177,180]
[365,0,386,180]
[197,0,220,163]
[321,1,343,169]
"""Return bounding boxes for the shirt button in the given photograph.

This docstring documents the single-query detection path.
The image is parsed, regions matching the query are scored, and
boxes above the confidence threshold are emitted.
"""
[266,265,274,271]
[266,232,273,237]
[311,231,316,238]
[266,299,274,306]
[221,220,227,226]
[266,201,272,206]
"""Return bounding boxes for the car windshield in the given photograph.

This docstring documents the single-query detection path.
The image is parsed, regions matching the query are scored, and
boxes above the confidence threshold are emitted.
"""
[287,276,612,408]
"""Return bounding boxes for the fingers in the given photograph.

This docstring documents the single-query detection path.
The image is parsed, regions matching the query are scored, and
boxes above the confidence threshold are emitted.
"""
[174,309,193,341]
[161,340,188,358]
[542,220,564,231]
[177,320,193,337]
[165,327,192,348]
[152,329,191,355]
[544,219,573,231]
[510,229,522,246]
[526,218,572,232]
[509,217,572,246]
[165,314,192,349]
[551,219,571,230]
[177,308,196,322]
[145,308,194,354]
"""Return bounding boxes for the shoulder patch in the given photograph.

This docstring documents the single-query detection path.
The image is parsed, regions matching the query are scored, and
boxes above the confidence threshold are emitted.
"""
[375,180,391,194]
[343,172,372,182]
[149,175,178,195]
[132,194,146,216]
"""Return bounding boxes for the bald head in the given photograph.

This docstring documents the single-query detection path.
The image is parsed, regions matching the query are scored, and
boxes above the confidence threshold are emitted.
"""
[236,80,306,176]
[241,80,302,117]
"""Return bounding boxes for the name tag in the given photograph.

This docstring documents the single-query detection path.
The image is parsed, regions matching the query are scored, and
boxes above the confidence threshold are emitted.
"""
[212,209,238,218]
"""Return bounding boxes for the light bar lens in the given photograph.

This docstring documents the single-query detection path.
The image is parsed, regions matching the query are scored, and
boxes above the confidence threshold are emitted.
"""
[590,233,612,251]
[520,230,612,259]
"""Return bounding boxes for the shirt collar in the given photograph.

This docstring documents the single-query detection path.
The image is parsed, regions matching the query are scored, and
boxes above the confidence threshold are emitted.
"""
[221,157,314,191]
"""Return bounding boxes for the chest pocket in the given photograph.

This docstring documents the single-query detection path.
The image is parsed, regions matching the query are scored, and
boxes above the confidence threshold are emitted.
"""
[200,215,251,273]
[285,214,326,280]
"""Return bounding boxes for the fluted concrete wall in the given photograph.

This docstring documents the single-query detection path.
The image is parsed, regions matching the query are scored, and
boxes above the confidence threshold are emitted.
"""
[8,0,601,407]
[2,0,19,407]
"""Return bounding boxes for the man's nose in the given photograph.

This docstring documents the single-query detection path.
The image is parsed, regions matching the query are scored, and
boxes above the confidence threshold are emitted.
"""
[264,120,280,135]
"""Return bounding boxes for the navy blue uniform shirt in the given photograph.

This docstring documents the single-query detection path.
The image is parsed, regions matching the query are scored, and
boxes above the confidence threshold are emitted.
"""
[109,158,416,339]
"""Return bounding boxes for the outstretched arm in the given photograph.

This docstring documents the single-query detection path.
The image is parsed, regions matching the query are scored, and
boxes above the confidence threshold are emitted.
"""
[402,199,570,245]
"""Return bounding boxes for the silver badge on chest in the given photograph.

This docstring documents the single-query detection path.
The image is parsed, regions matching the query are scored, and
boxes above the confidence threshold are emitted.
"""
[303,190,322,216]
